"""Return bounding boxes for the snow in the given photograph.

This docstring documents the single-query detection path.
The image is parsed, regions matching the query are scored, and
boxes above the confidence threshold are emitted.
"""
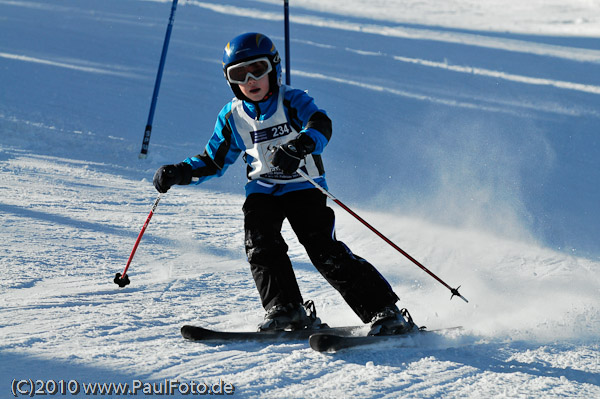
[254,0,600,37]
[1,0,599,397]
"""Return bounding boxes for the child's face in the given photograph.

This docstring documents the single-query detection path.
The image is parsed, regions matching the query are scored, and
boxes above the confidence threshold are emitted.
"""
[238,74,270,102]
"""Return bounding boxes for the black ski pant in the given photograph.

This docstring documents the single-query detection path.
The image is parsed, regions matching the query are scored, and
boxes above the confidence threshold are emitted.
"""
[243,188,399,323]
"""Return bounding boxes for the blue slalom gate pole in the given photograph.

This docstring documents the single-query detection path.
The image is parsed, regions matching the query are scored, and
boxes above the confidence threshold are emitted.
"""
[284,0,291,85]
[139,0,179,159]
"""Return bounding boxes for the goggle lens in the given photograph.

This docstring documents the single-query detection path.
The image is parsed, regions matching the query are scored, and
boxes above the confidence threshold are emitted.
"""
[226,58,272,84]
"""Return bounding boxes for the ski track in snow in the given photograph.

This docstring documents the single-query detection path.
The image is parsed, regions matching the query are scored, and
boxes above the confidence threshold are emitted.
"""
[0,51,147,79]
[1,0,599,398]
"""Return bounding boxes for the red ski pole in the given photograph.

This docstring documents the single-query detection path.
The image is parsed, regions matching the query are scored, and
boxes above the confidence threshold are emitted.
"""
[114,193,163,287]
[296,169,468,303]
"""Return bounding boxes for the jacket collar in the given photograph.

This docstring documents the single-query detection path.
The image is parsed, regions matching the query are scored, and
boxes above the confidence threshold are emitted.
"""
[242,87,280,121]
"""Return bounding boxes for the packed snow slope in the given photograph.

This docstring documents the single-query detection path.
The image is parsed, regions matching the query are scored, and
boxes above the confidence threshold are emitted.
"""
[1,0,599,398]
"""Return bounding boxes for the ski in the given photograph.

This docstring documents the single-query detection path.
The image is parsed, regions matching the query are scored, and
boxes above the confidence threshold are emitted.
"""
[181,324,365,343]
[309,326,462,352]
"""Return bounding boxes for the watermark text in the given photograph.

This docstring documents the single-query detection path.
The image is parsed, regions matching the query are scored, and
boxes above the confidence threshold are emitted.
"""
[11,378,235,396]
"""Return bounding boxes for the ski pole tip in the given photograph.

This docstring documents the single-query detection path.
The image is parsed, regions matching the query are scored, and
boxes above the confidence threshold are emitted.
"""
[450,286,468,303]
[114,272,131,287]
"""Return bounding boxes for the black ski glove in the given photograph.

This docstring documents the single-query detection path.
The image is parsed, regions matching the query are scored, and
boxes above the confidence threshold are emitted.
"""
[272,133,316,175]
[153,162,193,193]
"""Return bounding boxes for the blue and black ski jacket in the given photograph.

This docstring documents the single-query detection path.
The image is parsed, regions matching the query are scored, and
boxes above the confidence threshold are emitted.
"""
[183,85,332,196]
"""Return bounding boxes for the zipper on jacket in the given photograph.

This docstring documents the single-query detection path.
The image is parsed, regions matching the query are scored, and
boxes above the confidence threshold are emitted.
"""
[254,102,261,121]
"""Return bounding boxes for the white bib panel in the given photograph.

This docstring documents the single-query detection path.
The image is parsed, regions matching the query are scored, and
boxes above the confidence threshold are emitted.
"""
[231,87,321,184]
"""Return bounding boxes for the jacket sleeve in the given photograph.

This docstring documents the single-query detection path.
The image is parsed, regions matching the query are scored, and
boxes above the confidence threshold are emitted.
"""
[284,89,332,155]
[183,103,245,184]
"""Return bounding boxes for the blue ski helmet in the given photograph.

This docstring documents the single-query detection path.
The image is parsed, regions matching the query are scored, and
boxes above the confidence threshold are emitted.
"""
[223,32,282,101]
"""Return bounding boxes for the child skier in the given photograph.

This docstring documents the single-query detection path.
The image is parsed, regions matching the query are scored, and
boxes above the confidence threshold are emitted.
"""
[153,32,416,335]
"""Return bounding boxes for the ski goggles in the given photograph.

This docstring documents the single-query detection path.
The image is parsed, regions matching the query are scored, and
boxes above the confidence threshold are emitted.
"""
[225,57,272,85]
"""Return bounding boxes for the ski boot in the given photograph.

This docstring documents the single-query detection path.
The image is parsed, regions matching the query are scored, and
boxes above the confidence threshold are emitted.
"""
[258,300,322,332]
[368,305,418,336]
